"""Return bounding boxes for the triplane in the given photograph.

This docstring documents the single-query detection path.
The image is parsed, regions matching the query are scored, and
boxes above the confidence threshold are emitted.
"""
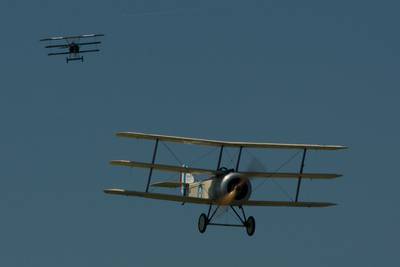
[105,131,346,236]
[40,33,104,63]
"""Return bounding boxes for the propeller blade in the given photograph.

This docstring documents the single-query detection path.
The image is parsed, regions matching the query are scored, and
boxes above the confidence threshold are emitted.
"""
[217,179,247,205]
[218,190,238,205]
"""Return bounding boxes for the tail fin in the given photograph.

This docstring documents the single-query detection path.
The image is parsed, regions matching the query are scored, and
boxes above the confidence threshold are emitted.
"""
[180,165,195,196]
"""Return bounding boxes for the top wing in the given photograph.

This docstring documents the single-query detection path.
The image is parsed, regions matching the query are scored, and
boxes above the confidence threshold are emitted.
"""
[104,189,335,207]
[110,160,341,179]
[116,131,347,151]
[40,34,104,42]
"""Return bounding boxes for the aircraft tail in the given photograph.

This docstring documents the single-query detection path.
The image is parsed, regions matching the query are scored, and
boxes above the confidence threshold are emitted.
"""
[180,166,195,196]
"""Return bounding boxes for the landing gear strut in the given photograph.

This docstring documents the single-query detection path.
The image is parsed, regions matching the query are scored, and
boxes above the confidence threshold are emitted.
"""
[197,205,256,236]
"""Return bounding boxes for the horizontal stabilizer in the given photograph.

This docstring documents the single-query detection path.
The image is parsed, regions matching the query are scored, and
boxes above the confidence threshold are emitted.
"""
[116,131,347,151]
[104,189,335,207]
[110,160,341,179]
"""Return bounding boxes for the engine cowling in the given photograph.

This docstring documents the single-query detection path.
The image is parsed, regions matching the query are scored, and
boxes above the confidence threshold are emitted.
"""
[219,172,252,202]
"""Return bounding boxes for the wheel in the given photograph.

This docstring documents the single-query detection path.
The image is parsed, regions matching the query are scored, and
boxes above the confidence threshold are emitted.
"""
[198,213,208,233]
[245,216,256,236]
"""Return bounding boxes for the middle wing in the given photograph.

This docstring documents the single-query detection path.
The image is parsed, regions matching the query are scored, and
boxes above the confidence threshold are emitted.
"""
[104,189,335,207]
[45,41,102,49]
[110,160,341,179]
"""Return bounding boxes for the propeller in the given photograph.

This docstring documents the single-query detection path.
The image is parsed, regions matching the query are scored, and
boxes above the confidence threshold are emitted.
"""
[218,178,248,206]
[218,155,267,206]
[218,187,238,206]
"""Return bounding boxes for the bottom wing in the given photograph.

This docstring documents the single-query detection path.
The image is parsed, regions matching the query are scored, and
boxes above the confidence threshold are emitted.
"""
[79,49,100,54]
[48,52,70,56]
[104,189,335,207]
[104,189,212,204]
[242,200,336,207]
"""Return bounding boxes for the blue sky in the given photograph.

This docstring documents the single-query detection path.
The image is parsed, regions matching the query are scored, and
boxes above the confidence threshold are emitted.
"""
[1,1,399,266]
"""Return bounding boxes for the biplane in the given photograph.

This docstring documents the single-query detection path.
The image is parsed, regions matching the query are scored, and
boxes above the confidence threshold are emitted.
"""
[40,33,104,63]
[105,131,346,236]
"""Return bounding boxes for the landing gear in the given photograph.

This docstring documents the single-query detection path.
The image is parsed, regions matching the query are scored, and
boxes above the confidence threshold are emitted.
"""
[66,56,84,63]
[198,213,208,233]
[245,216,256,236]
[196,205,256,236]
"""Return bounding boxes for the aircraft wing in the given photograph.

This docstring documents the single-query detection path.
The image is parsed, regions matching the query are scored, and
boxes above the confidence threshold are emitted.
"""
[116,131,347,150]
[151,181,185,188]
[104,189,335,207]
[79,49,100,54]
[110,160,341,179]
[45,41,101,49]
[40,34,104,41]
[241,200,335,207]
[104,189,213,204]
[48,52,71,56]
[111,160,215,175]
[45,44,69,49]
[75,41,102,46]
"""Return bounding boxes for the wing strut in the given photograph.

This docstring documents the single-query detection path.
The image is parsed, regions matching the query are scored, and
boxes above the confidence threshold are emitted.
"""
[235,146,243,171]
[145,139,159,192]
[216,146,224,170]
[295,149,307,202]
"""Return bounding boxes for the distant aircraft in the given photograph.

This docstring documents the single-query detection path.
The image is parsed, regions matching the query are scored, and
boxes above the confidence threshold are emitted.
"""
[105,131,346,236]
[40,33,104,63]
